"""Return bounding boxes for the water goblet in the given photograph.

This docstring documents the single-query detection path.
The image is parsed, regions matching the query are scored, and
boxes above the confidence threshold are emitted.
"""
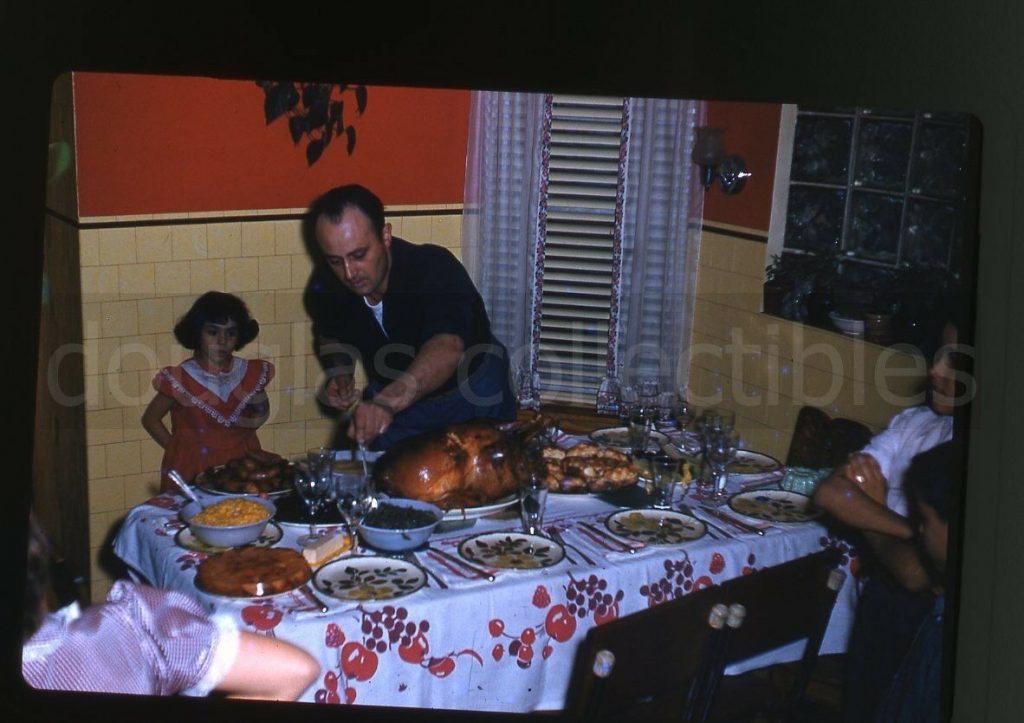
[334,473,374,549]
[293,466,330,545]
[676,385,694,430]
[706,428,740,504]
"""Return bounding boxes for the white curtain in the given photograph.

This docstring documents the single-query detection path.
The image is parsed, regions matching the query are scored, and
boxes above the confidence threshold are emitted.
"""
[463,90,703,397]
[461,91,546,376]
[617,97,704,392]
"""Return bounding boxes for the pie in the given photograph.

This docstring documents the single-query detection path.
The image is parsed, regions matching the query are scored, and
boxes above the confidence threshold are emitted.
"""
[195,547,311,597]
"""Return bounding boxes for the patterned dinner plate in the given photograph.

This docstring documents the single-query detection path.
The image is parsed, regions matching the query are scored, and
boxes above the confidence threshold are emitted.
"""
[605,509,707,545]
[728,490,822,523]
[589,426,671,450]
[458,532,565,570]
[174,522,283,554]
[728,450,783,476]
[313,556,427,601]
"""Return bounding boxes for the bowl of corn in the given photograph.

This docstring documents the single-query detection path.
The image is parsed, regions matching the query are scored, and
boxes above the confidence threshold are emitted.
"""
[181,496,276,548]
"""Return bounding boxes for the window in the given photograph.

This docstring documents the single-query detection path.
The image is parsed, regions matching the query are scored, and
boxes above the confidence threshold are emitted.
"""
[782,106,970,273]
[536,94,626,401]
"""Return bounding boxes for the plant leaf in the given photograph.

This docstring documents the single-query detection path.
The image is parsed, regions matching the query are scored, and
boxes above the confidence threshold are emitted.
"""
[329,100,343,123]
[323,124,333,146]
[288,115,307,144]
[345,125,357,154]
[355,86,367,114]
[306,138,325,166]
[308,92,329,129]
[264,83,299,124]
[301,83,321,109]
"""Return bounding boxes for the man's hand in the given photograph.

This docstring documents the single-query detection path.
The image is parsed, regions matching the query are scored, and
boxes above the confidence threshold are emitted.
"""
[347,399,394,446]
[840,452,888,505]
[322,373,359,410]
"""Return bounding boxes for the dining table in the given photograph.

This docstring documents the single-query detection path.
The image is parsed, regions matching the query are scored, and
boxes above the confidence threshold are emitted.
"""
[112,425,862,713]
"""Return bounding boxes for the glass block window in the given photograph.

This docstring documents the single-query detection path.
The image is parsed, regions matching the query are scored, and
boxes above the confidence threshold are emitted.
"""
[783,107,970,274]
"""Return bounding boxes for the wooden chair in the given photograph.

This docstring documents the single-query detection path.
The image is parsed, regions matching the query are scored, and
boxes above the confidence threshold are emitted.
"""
[701,549,846,723]
[786,406,872,470]
[563,583,729,722]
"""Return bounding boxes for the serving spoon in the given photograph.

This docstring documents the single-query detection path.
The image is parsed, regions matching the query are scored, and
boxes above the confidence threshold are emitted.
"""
[168,469,205,509]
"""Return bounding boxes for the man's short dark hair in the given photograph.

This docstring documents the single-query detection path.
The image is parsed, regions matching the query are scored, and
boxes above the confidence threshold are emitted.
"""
[906,440,956,523]
[308,184,386,237]
[173,291,259,351]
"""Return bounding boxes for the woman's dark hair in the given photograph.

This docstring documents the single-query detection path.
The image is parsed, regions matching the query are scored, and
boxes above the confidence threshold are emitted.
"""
[906,440,956,523]
[308,184,386,236]
[25,514,52,640]
[173,291,259,351]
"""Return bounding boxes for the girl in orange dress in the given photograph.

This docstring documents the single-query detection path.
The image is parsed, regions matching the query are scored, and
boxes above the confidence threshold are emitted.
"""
[142,292,274,492]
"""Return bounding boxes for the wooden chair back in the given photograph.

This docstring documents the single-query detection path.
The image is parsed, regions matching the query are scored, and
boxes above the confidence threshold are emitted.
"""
[786,406,872,469]
[702,548,845,718]
[563,583,728,722]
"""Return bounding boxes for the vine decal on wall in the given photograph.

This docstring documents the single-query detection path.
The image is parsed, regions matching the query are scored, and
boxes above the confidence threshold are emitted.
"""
[257,81,368,166]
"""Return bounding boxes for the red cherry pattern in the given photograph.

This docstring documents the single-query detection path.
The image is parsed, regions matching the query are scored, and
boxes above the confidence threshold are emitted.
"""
[241,602,283,631]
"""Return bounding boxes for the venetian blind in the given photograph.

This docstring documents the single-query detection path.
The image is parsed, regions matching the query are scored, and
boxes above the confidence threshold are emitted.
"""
[537,94,626,401]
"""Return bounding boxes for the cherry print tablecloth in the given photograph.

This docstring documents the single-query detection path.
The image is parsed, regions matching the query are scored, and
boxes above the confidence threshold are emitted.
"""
[113,486,861,712]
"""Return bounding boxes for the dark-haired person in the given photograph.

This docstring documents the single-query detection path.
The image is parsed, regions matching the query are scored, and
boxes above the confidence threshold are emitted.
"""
[869,441,955,722]
[812,316,964,722]
[22,515,319,699]
[304,184,516,450]
[142,291,274,491]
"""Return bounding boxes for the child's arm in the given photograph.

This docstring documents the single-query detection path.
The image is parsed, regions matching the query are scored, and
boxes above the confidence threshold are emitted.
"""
[142,393,175,448]
[237,390,270,429]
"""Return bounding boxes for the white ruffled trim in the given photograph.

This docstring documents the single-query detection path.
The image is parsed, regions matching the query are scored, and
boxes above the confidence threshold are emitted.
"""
[180,614,240,697]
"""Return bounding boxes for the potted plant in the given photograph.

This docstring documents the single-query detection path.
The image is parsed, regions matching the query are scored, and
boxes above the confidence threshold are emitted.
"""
[763,250,839,323]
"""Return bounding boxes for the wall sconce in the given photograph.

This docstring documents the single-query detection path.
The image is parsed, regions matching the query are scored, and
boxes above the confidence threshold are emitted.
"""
[692,127,752,194]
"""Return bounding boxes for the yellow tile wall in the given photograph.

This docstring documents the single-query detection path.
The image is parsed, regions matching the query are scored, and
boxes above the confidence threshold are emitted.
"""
[79,205,463,602]
[688,227,926,461]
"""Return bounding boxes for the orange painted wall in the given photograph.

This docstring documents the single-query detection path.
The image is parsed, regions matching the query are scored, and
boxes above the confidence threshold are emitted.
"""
[702,101,782,231]
[73,73,471,216]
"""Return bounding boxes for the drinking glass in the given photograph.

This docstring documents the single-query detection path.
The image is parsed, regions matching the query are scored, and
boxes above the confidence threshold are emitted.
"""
[627,412,652,457]
[515,366,541,411]
[335,473,374,549]
[676,385,694,430]
[293,466,330,545]
[651,454,681,510]
[638,377,660,410]
[656,391,676,426]
[706,428,740,504]
[596,372,622,416]
[518,473,549,536]
[618,384,639,423]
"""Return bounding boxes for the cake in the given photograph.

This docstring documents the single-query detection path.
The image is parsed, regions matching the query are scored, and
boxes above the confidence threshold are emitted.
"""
[195,547,311,597]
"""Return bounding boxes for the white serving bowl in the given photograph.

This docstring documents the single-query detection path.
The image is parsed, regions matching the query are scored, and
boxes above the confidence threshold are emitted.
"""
[181,496,276,548]
[358,498,443,552]
[829,311,865,335]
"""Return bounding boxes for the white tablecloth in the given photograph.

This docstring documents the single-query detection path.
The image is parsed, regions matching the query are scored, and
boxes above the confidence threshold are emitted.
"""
[112,480,860,712]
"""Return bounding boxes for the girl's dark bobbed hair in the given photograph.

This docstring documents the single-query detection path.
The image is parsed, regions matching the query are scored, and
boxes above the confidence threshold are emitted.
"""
[174,291,260,351]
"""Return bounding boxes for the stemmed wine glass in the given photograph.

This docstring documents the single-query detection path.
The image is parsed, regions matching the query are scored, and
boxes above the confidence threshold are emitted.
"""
[705,427,740,505]
[335,473,375,550]
[293,458,332,545]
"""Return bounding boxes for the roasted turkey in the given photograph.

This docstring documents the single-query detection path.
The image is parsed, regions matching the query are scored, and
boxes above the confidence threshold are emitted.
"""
[372,416,550,510]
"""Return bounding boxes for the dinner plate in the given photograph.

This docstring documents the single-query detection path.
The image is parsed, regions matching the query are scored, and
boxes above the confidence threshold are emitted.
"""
[313,556,427,601]
[195,465,294,499]
[441,494,519,522]
[589,426,671,450]
[273,492,348,528]
[728,490,822,523]
[458,532,565,570]
[727,450,782,476]
[605,509,707,545]
[175,522,283,553]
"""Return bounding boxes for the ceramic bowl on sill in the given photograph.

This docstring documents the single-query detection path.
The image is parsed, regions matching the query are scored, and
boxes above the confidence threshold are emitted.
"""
[829,312,865,336]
